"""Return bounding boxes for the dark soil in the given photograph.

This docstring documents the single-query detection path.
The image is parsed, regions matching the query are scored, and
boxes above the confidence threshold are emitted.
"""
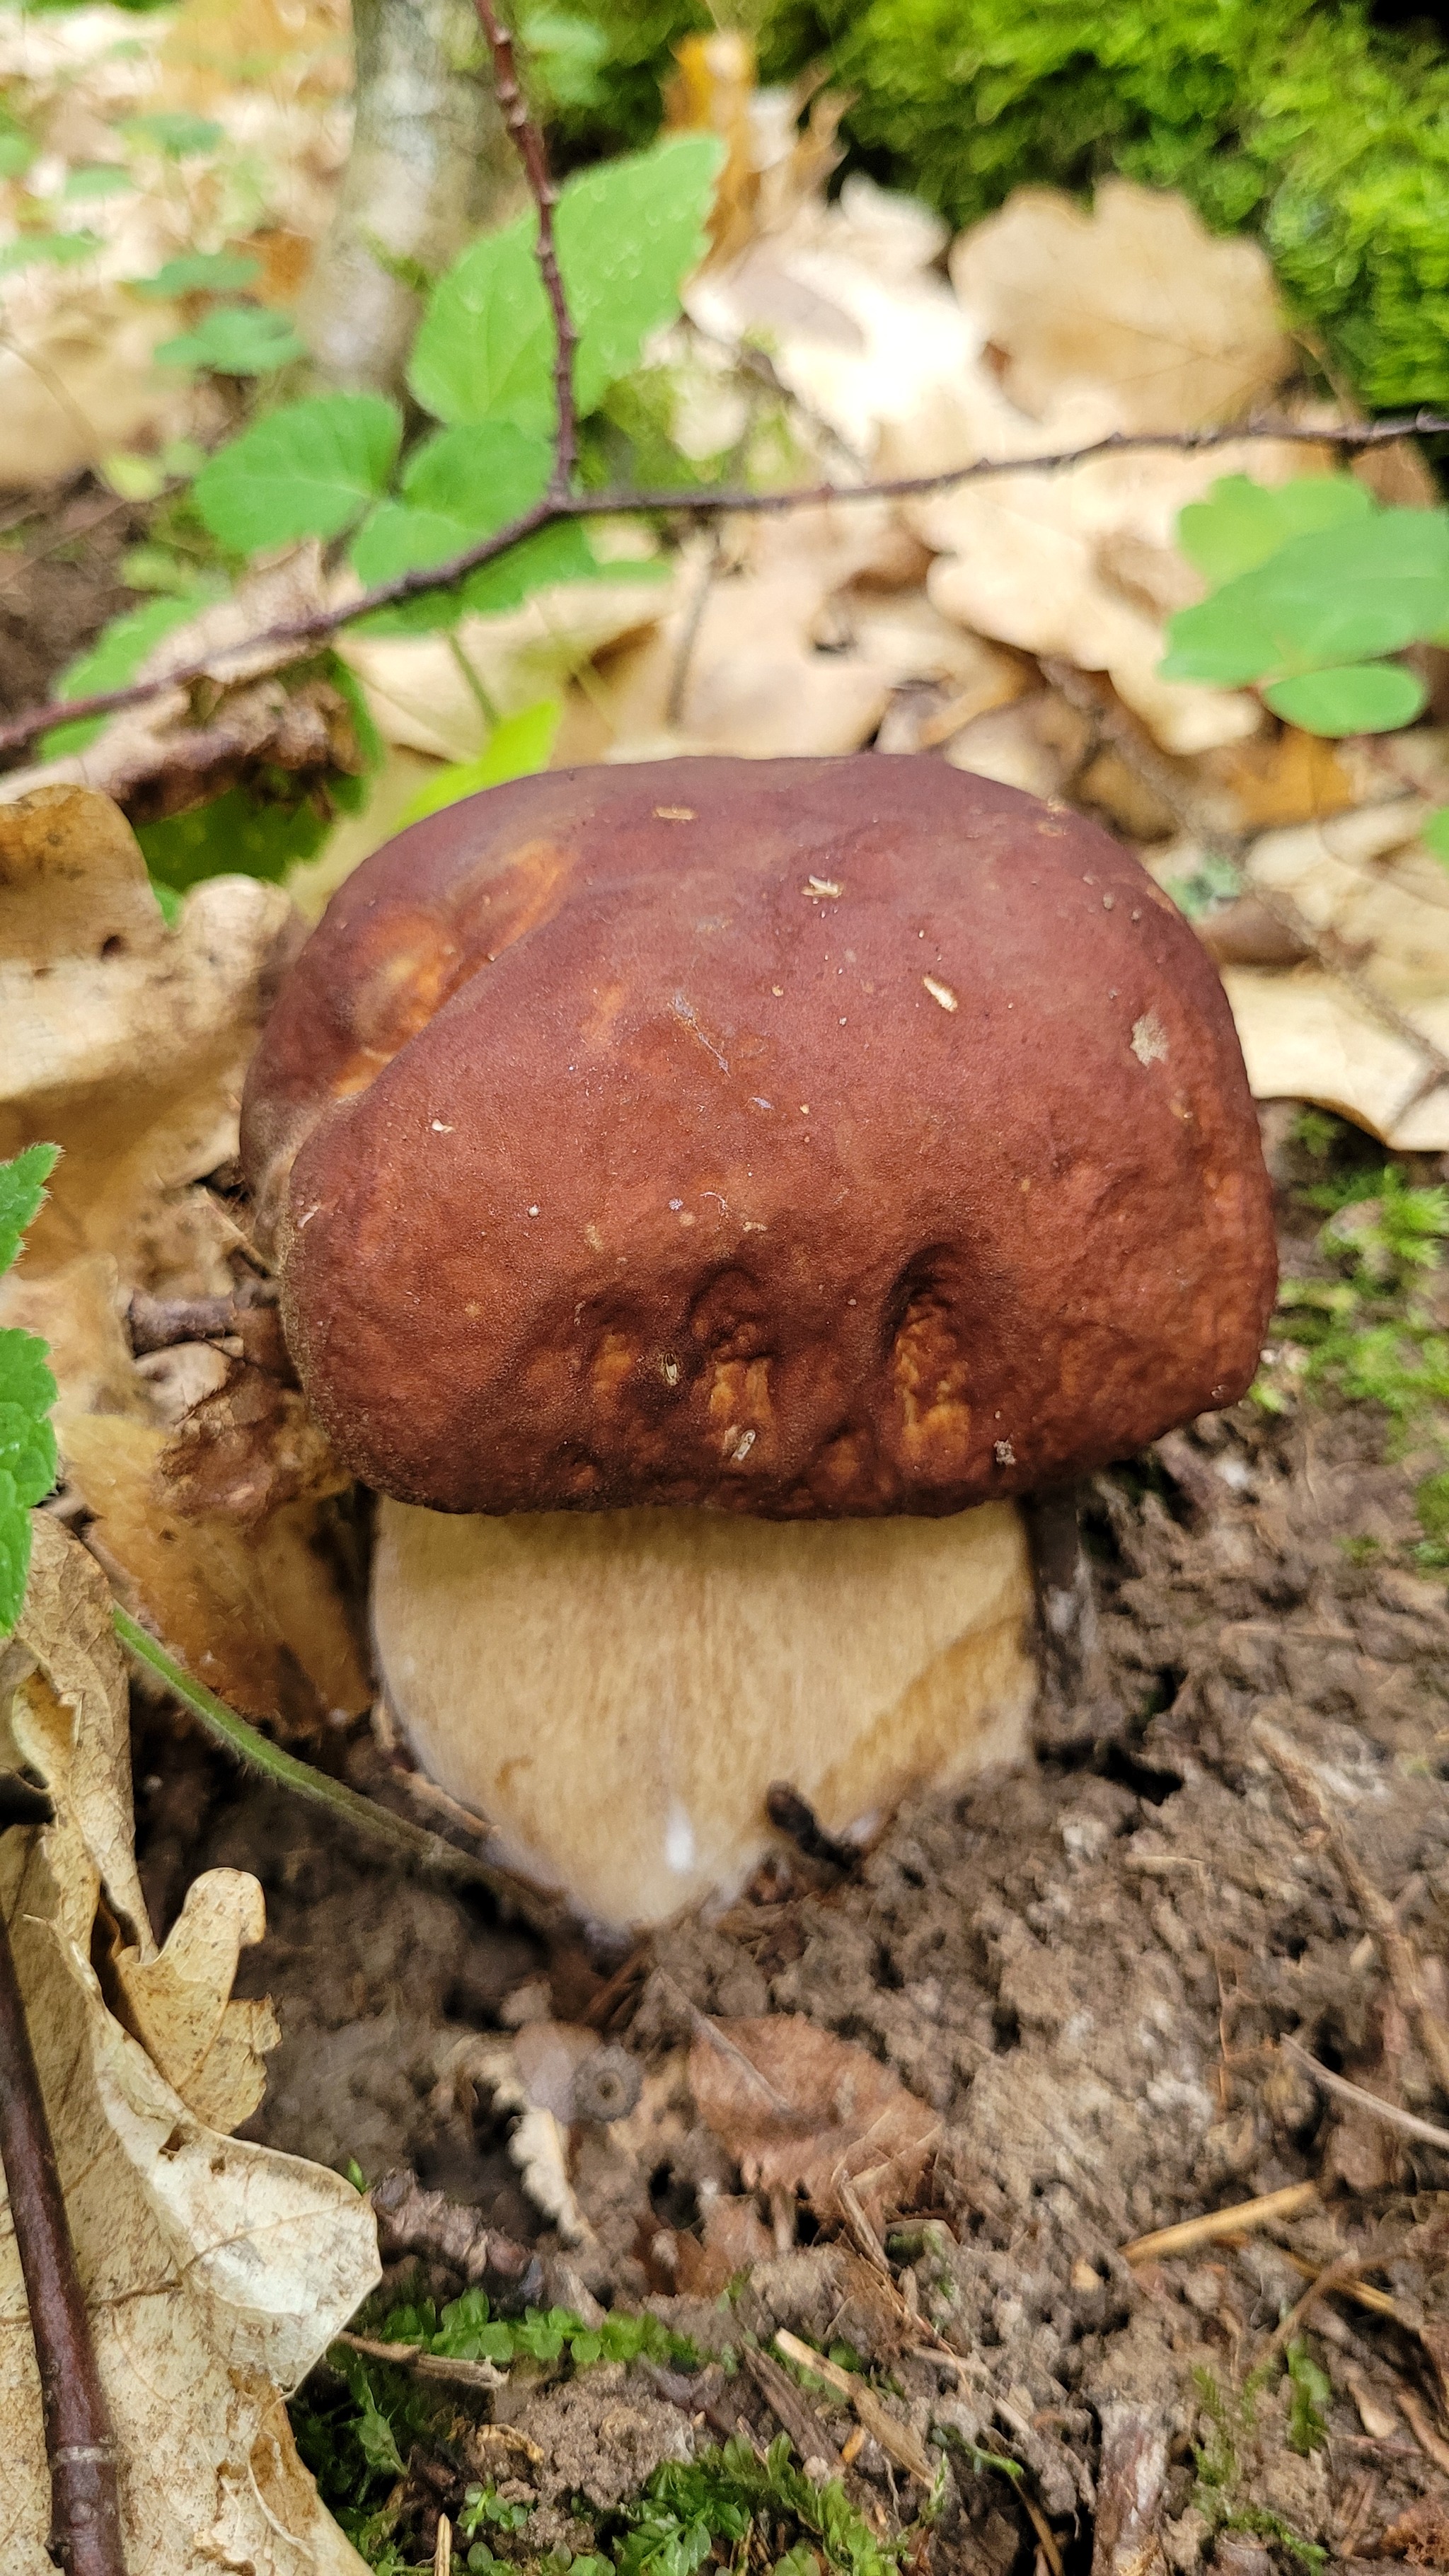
[0,475,153,723]
[127,1123,1449,2572]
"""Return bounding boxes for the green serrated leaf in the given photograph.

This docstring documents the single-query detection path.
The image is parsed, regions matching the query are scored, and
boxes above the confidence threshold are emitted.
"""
[396,698,562,824]
[0,1382,57,1509]
[194,393,402,550]
[1262,661,1428,734]
[129,250,262,300]
[139,787,332,891]
[0,1469,30,1639]
[43,592,217,758]
[1177,475,1375,586]
[410,134,723,431]
[349,420,602,630]
[0,1145,58,1278]
[156,304,306,376]
[121,110,224,157]
[1164,507,1449,688]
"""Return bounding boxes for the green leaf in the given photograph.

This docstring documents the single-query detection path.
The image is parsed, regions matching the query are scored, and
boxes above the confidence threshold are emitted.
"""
[0,1148,62,1638]
[43,592,215,758]
[1422,806,1449,863]
[1285,2340,1332,2456]
[62,164,136,201]
[0,231,102,280]
[139,787,332,891]
[0,1145,58,1278]
[410,134,723,431]
[194,393,402,550]
[0,1358,58,1506]
[150,877,183,927]
[1262,661,1428,734]
[121,110,224,157]
[396,698,562,824]
[1163,507,1449,688]
[1178,477,1374,587]
[156,304,306,376]
[350,420,601,630]
[129,250,262,299]
[0,126,35,181]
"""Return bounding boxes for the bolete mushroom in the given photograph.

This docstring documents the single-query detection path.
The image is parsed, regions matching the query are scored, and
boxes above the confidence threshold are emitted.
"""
[241,756,1274,1927]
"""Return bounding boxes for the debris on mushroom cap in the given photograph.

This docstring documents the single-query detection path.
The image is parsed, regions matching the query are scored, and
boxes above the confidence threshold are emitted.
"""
[240,755,1276,1518]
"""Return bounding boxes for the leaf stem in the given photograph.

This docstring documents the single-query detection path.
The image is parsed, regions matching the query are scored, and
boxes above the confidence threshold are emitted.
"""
[111,1607,560,1928]
[471,0,577,495]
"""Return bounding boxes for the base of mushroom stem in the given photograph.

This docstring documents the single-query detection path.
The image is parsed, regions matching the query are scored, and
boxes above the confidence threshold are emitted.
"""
[372,1496,1039,1931]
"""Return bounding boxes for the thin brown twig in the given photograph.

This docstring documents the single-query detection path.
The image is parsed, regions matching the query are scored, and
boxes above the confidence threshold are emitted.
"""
[1282,2036,1449,2155]
[1259,2251,1370,2370]
[1120,2180,1320,2263]
[0,1883,125,2575]
[4,412,1448,763]
[333,2327,505,2393]
[471,0,576,494]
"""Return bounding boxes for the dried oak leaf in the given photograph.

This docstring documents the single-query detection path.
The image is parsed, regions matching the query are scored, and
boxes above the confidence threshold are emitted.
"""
[1380,2499,1449,2568]
[61,1412,369,1731]
[949,179,1293,432]
[688,2014,937,2229]
[0,1514,378,2573]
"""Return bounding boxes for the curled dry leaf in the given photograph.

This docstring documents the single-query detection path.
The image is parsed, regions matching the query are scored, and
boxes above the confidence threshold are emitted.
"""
[1217,797,1449,1149]
[949,180,1293,432]
[0,1514,378,2573]
[688,2014,937,2231]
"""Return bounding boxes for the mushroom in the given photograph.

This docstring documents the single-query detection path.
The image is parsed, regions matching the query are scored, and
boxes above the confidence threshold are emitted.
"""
[240,756,1274,1927]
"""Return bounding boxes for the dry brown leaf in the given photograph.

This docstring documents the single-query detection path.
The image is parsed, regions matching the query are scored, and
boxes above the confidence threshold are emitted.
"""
[949,180,1292,430]
[1211,797,1449,1148]
[62,1412,369,1728]
[945,690,1094,801]
[0,785,297,1278]
[159,1359,352,1524]
[689,2014,937,2230]
[0,1515,377,2572]
[1202,729,1356,833]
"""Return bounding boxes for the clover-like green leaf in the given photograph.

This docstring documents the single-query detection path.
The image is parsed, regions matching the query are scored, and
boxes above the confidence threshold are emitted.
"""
[409,134,722,432]
[396,699,562,825]
[121,111,224,158]
[1177,475,1375,586]
[1163,508,1449,687]
[194,393,402,550]
[349,420,602,629]
[1262,662,1428,735]
[0,231,102,280]
[156,304,306,376]
[129,250,262,300]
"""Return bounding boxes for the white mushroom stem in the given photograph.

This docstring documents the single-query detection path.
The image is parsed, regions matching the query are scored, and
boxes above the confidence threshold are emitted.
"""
[371,1500,1038,1930]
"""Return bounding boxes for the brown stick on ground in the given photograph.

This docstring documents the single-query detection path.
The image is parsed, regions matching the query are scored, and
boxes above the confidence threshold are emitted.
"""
[0,1883,125,2575]
[1257,1724,1449,2103]
[471,0,577,495]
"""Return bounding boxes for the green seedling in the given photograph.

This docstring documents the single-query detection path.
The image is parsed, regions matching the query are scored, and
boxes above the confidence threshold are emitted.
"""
[0,1145,60,1634]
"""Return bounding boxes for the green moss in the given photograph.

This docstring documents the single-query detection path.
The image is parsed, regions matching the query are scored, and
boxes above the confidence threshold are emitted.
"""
[529,0,1449,411]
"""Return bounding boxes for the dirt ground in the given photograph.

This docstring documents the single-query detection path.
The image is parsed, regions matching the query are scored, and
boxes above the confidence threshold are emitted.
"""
[119,1116,1449,2573]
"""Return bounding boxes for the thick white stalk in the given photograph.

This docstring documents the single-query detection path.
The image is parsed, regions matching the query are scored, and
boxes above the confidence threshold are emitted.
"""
[373,1499,1037,1929]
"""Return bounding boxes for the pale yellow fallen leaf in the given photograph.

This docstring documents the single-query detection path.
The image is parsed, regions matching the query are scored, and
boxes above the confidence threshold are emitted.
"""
[0,787,297,1279]
[949,179,1292,429]
[0,1515,377,2572]
[689,2014,937,2231]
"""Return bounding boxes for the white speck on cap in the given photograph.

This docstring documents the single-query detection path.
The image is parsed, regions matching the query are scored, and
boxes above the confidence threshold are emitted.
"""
[1131,1011,1170,1067]
[923,976,958,1012]
[430,1120,454,1133]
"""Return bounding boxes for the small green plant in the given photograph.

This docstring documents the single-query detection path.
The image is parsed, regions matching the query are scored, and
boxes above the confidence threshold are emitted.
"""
[44,133,725,891]
[1284,2339,1331,2457]
[1163,473,1449,741]
[370,2287,706,2374]
[0,1145,61,1635]
[615,2435,914,2576]
[1259,1149,1449,1438]
[1189,2365,1328,2573]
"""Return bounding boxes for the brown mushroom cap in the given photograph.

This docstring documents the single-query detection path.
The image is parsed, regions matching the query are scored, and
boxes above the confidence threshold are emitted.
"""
[241,755,1275,1518]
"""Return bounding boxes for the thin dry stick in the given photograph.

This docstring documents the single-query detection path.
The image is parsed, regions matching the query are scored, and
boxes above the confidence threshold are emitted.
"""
[1120,2179,1320,2264]
[773,2329,933,2483]
[471,0,576,493]
[1260,2251,1371,2370]
[333,2328,505,2393]
[0,1884,125,2576]
[1397,2386,1449,2478]
[1283,2035,1449,2154]
[1279,2248,1404,2325]
[1257,1725,1449,2103]
[4,414,1449,762]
